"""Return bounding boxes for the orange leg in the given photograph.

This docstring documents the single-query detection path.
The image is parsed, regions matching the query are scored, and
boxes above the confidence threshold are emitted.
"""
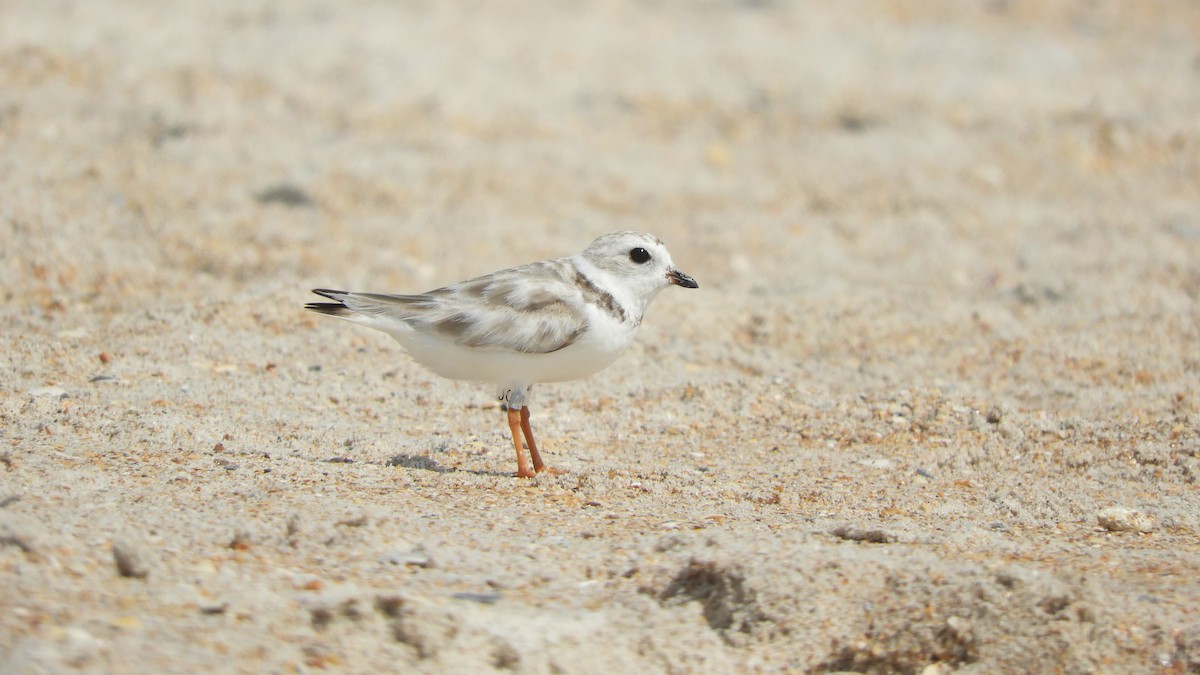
[508,407,535,478]
[520,406,545,473]
[521,406,565,475]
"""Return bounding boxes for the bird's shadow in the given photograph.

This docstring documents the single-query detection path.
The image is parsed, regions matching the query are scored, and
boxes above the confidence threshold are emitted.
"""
[382,453,510,477]
[384,453,448,472]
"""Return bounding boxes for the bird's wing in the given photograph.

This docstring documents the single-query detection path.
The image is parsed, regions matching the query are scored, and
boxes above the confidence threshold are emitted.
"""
[308,260,588,354]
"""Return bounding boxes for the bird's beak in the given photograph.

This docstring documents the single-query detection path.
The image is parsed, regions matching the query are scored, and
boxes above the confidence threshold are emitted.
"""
[667,268,699,289]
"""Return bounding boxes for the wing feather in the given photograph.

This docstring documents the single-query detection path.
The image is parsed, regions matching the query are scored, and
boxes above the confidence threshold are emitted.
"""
[316,260,587,354]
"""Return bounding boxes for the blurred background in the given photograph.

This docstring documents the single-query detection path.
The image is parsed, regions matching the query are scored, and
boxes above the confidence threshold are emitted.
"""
[5,1,1197,411]
[3,1,1199,671]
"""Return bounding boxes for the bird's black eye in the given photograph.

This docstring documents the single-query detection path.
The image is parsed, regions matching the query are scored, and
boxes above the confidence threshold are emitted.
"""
[629,247,651,264]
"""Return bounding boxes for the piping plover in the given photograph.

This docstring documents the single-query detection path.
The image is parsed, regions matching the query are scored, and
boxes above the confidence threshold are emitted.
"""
[306,231,698,477]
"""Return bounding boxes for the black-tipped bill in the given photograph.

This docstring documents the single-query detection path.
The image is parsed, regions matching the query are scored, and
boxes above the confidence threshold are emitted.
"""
[667,269,699,289]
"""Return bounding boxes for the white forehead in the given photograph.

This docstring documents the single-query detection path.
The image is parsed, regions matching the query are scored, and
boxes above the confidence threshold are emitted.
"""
[583,231,667,256]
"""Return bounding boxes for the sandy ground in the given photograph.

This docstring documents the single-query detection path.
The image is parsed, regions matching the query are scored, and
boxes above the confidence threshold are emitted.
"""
[3,1,1200,672]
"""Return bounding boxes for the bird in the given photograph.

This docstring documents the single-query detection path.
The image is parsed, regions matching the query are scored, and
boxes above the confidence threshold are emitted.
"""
[305,231,698,477]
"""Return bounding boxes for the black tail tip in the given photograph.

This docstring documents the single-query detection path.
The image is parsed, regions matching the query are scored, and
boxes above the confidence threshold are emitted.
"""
[311,288,348,301]
[305,302,352,316]
[307,289,351,316]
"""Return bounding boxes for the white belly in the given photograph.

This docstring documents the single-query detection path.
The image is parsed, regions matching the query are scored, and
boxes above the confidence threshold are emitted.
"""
[383,308,637,390]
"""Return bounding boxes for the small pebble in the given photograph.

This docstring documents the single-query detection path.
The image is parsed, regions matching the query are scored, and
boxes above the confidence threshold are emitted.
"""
[1097,507,1156,533]
[856,458,895,469]
[336,515,368,528]
[452,592,501,604]
[255,183,315,207]
[381,549,433,568]
[830,526,896,543]
[0,529,35,554]
[921,663,954,675]
[112,537,151,579]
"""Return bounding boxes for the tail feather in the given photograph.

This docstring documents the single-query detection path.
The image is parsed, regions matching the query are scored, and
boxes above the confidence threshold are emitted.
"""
[306,289,353,317]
